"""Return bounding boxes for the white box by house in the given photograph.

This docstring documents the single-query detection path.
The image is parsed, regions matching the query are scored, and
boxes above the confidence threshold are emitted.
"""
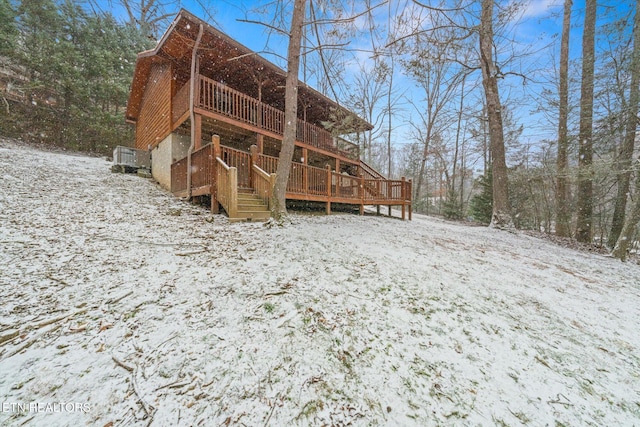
[113,146,150,169]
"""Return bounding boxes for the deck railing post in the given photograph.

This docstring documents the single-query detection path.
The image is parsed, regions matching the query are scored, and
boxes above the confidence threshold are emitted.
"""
[360,175,365,215]
[401,176,406,220]
[326,165,332,215]
[388,180,392,217]
[250,145,258,188]
[213,134,221,158]
[269,173,276,210]
[229,167,238,218]
[408,179,412,220]
[211,135,221,213]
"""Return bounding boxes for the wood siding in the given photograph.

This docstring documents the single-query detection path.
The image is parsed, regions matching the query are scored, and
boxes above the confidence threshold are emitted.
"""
[136,61,172,150]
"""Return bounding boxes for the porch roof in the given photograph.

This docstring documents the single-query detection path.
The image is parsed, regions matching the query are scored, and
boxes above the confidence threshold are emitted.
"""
[125,9,373,134]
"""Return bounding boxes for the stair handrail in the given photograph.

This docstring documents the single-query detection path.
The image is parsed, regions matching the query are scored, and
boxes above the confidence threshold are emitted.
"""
[216,156,238,217]
[252,164,276,211]
[359,160,386,180]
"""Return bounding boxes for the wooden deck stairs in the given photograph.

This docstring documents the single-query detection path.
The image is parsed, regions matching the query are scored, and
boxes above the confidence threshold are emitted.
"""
[233,189,270,222]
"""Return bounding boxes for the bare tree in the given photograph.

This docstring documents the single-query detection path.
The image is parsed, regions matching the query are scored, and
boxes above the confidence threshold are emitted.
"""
[609,11,640,248]
[556,0,572,237]
[348,60,389,165]
[575,0,597,243]
[479,0,513,229]
[90,0,175,36]
[401,14,466,211]
[271,0,306,221]
[611,3,640,260]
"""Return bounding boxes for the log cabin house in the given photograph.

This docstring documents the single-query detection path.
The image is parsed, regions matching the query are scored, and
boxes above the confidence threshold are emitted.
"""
[125,10,412,221]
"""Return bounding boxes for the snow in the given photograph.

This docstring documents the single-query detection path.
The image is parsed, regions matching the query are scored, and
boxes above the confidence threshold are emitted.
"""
[1,138,639,426]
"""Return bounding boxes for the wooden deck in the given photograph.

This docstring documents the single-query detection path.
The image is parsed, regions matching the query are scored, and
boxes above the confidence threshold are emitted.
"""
[172,76,361,161]
[171,136,412,221]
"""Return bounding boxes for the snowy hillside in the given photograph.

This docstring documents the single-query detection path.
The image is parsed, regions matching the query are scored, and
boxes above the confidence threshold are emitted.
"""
[1,138,639,426]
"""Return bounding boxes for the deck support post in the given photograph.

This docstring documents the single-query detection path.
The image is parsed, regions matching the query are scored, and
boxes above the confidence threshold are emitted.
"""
[213,134,221,157]
[256,134,264,154]
[401,176,406,220]
[302,148,308,193]
[194,114,202,150]
[326,165,332,215]
[408,179,412,221]
[211,134,221,213]
[186,23,204,200]
[388,179,392,217]
[376,205,380,215]
[360,175,365,216]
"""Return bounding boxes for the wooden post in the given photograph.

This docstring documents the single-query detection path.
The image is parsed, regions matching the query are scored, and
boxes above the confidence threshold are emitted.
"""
[376,180,381,215]
[229,167,238,218]
[250,144,258,187]
[213,134,221,158]
[408,179,413,220]
[326,165,332,215]
[211,135,221,213]
[401,176,406,220]
[186,24,203,200]
[269,173,276,210]
[302,148,308,193]
[194,114,202,150]
[388,180,392,217]
[256,134,264,154]
[360,175,365,215]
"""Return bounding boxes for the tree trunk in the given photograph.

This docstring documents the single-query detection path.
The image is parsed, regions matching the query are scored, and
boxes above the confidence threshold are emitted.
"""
[414,118,434,212]
[575,0,596,243]
[556,0,572,237]
[609,3,640,248]
[387,55,394,179]
[271,0,306,221]
[479,0,513,229]
[612,185,640,260]
[611,3,640,260]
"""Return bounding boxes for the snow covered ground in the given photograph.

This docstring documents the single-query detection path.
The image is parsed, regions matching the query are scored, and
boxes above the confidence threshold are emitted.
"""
[1,138,639,427]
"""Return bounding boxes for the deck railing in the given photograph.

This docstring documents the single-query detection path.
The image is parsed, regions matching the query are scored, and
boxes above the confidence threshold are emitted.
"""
[359,160,386,180]
[190,144,214,192]
[256,153,279,175]
[252,164,275,210]
[216,157,237,217]
[170,139,411,218]
[220,145,251,188]
[170,157,188,194]
[332,172,360,199]
[194,76,359,159]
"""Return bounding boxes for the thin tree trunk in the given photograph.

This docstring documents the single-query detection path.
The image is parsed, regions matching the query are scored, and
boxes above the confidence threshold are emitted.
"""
[271,0,306,221]
[575,0,596,243]
[387,55,394,179]
[556,0,572,237]
[611,3,640,260]
[414,120,433,212]
[479,0,513,229]
[612,186,640,260]
[609,3,640,248]
[452,75,466,194]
